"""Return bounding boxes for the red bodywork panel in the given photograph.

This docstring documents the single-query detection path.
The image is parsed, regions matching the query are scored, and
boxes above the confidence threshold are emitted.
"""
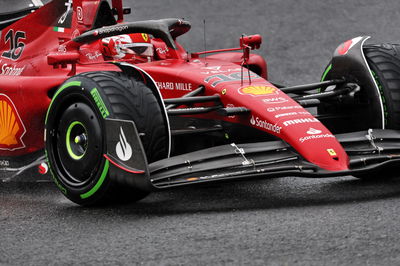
[0,0,349,171]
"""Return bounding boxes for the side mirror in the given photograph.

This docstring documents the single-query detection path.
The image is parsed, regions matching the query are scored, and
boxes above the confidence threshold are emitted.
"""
[240,34,262,50]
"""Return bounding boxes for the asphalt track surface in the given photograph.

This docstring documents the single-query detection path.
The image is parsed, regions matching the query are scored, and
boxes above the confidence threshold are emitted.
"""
[2,0,400,265]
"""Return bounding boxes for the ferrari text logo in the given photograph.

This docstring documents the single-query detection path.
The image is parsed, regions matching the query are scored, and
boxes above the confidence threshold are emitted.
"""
[0,94,26,150]
[239,86,277,96]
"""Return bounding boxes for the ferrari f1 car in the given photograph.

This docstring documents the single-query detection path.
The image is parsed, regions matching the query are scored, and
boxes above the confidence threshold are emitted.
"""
[1,0,400,205]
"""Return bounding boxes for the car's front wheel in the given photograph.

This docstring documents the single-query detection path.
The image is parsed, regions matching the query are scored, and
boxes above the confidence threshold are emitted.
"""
[45,71,168,205]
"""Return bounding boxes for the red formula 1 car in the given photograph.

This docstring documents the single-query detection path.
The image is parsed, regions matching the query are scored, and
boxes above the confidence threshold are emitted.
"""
[1,0,400,205]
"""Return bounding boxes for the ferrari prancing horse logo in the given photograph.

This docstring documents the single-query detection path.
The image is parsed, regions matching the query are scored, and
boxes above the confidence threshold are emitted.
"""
[0,94,26,151]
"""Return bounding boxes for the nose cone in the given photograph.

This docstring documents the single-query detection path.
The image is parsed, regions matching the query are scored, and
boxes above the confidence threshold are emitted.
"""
[300,138,349,171]
[282,124,349,171]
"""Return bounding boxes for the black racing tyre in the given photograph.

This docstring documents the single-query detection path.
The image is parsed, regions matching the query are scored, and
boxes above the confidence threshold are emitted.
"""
[318,60,381,133]
[319,44,400,180]
[355,44,400,180]
[363,43,400,129]
[319,44,400,131]
[317,61,359,133]
[45,71,168,205]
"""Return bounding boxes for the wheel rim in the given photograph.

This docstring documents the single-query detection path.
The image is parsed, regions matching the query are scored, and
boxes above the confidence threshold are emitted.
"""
[52,99,104,187]
[66,121,88,160]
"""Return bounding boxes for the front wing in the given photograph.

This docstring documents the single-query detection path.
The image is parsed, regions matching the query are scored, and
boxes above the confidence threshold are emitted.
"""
[105,119,400,191]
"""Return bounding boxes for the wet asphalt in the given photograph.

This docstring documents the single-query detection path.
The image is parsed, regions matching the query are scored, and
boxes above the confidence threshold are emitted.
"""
[2,0,400,265]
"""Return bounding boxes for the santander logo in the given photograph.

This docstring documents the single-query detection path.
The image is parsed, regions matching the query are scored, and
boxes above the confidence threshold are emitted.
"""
[250,116,282,133]
[338,40,353,55]
[250,116,256,125]
[337,37,363,55]
[307,128,322,135]
[115,127,132,161]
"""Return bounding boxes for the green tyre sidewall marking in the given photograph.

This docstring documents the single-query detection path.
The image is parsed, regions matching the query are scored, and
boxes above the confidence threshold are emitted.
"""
[46,76,112,203]
[80,160,110,199]
[45,149,67,195]
[321,63,332,82]
[45,81,82,124]
[90,87,110,118]
[318,63,332,93]
[370,70,388,127]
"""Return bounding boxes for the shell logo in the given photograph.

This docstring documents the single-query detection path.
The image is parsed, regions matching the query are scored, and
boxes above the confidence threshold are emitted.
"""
[239,86,277,96]
[0,94,26,151]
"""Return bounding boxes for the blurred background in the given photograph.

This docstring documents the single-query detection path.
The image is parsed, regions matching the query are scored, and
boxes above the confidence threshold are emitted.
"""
[129,0,400,85]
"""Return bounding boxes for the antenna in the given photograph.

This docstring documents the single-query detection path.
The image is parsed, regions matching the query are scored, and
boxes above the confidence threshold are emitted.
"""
[240,34,252,86]
[203,19,208,66]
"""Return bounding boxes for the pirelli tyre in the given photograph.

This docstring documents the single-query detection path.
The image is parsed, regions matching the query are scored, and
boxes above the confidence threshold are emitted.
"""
[320,44,400,180]
[320,44,400,131]
[356,44,400,180]
[363,43,400,129]
[45,71,168,205]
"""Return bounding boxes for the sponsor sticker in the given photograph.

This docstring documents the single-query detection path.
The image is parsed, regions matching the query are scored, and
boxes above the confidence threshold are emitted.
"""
[58,45,67,53]
[85,51,102,61]
[116,127,132,161]
[337,40,352,55]
[267,105,302,112]
[0,94,26,151]
[306,128,322,135]
[97,25,129,36]
[156,47,169,55]
[77,6,84,22]
[299,133,335,143]
[283,118,319,127]
[200,66,241,75]
[90,88,109,118]
[0,160,10,167]
[250,116,282,134]
[156,82,192,91]
[275,112,298,119]
[275,111,309,119]
[337,37,363,56]
[0,63,25,76]
[263,97,288,104]
[239,86,277,96]
[38,162,49,174]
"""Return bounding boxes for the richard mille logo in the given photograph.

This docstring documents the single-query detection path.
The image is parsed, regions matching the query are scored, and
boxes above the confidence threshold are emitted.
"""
[116,127,132,161]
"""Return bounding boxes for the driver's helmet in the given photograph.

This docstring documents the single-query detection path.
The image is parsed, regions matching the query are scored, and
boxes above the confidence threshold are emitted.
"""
[101,33,153,61]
